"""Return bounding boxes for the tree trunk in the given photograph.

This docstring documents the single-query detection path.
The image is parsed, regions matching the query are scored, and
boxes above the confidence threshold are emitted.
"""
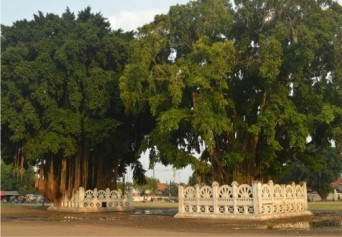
[74,150,81,191]
[59,157,67,193]
[82,151,89,190]
[96,155,104,188]
[37,158,47,196]
[67,157,74,198]
[208,148,225,185]
[112,160,118,190]
[196,173,202,186]
[46,156,55,202]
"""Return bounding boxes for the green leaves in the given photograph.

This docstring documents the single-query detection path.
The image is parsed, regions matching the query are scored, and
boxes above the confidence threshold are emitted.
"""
[84,68,112,116]
[192,93,231,148]
[84,118,121,143]
[120,0,342,184]
[157,108,190,133]
[259,36,283,81]
[1,8,134,165]
[317,105,336,124]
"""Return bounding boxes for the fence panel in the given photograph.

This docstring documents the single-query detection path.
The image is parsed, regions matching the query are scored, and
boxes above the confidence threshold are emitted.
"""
[175,180,311,220]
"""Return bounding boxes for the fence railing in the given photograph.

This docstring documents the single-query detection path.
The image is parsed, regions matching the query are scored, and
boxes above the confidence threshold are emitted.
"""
[50,187,133,212]
[175,180,311,219]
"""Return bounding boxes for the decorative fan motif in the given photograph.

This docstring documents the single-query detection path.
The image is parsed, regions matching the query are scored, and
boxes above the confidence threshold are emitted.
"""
[184,187,195,199]
[200,186,212,199]
[85,190,95,200]
[97,190,106,199]
[110,191,119,199]
[218,185,233,199]
[237,185,253,199]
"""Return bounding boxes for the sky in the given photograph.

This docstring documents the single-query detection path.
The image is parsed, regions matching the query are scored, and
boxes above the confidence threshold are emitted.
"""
[0,0,193,184]
[1,0,191,31]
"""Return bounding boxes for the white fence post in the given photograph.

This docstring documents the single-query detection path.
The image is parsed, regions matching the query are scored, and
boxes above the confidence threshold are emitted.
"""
[252,181,261,215]
[93,188,98,207]
[105,188,110,208]
[269,180,274,214]
[128,187,133,207]
[79,187,84,208]
[281,184,286,213]
[232,181,238,214]
[195,184,200,213]
[301,181,308,210]
[212,182,219,214]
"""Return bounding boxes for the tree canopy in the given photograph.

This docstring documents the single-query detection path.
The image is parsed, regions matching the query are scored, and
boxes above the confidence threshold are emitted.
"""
[120,0,342,185]
[1,7,149,204]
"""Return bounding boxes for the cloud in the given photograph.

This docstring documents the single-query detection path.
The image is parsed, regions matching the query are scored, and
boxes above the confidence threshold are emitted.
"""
[108,9,164,31]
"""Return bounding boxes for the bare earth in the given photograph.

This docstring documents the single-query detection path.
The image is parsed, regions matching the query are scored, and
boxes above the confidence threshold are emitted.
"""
[1,206,342,236]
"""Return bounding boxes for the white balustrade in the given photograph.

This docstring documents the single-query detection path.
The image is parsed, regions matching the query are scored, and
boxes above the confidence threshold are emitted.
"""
[175,180,311,220]
[55,187,134,212]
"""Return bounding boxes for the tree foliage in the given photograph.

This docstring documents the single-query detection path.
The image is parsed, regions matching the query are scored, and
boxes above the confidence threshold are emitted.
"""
[1,159,36,195]
[120,0,342,185]
[133,176,160,195]
[277,147,342,200]
[1,8,148,204]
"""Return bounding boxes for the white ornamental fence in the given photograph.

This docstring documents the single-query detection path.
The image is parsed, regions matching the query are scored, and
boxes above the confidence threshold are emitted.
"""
[49,187,134,212]
[175,180,311,220]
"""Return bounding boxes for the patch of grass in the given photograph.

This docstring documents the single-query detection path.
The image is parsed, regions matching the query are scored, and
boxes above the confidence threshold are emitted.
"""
[308,201,342,211]
[311,219,340,228]
[133,202,178,209]
[1,204,27,209]
[266,222,274,229]
[1,204,49,210]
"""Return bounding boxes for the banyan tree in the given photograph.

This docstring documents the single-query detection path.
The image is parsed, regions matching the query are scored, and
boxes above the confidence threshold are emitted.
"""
[1,8,152,205]
[120,0,342,184]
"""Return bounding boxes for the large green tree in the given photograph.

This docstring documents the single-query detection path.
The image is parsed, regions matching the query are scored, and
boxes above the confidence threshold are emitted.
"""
[1,8,148,205]
[120,0,342,185]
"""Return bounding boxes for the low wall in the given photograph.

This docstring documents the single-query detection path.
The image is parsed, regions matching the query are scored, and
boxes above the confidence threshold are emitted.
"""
[175,180,312,220]
[308,190,342,202]
[49,187,134,212]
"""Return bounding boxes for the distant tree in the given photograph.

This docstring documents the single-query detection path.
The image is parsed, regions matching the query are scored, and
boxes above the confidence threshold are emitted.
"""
[277,146,342,200]
[164,182,178,197]
[1,159,36,195]
[187,170,212,186]
[133,176,160,195]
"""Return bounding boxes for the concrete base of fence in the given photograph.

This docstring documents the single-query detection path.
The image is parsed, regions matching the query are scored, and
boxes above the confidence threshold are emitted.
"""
[48,206,135,212]
[174,211,313,220]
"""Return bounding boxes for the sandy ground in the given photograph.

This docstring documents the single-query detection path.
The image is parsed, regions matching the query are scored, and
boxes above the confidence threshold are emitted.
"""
[1,206,342,236]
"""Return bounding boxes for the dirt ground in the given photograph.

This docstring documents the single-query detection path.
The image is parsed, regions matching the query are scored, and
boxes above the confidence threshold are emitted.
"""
[1,206,342,236]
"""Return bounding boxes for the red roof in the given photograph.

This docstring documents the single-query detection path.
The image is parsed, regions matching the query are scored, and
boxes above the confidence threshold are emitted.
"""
[156,183,168,191]
[331,177,342,190]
